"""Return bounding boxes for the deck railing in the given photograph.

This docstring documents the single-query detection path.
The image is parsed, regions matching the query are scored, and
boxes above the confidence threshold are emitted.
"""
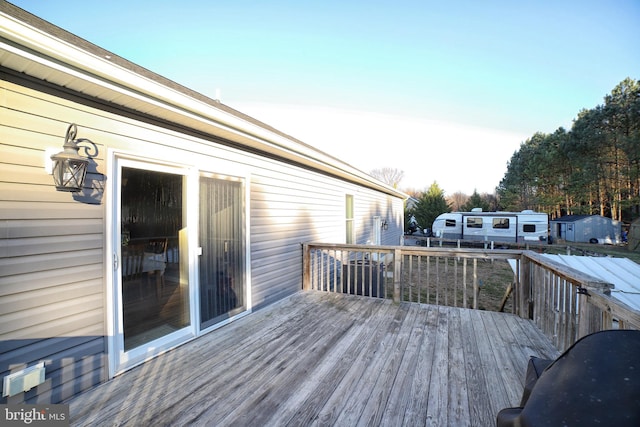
[302,243,640,352]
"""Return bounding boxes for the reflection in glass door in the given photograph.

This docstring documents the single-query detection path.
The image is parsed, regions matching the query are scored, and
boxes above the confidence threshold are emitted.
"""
[199,175,245,329]
[120,167,190,350]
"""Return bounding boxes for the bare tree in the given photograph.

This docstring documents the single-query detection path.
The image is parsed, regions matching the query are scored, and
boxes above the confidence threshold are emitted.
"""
[370,167,405,189]
[402,187,423,198]
[447,192,469,212]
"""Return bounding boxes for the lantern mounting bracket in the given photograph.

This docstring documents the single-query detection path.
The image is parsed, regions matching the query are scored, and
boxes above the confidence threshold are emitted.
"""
[50,124,97,192]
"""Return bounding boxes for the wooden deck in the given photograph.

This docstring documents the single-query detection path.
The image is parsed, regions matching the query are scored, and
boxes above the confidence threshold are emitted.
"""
[68,291,560,426]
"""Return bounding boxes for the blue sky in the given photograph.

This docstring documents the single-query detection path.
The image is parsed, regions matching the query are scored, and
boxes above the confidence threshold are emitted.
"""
[8,0,640,194]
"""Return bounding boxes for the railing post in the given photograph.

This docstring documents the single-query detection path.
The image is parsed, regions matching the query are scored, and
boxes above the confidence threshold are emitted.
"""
[473,258,478,310]
[518,254,531,319]
[577,291,592,343]
[302,243,311,291]
[393,248,402,303]
[577,281,612,341]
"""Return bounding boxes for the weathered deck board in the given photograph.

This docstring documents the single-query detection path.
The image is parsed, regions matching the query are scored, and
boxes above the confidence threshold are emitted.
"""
[68,291,560,426]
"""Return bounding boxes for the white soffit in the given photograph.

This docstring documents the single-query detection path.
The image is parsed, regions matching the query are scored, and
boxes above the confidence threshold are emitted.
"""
[0,9,406,198]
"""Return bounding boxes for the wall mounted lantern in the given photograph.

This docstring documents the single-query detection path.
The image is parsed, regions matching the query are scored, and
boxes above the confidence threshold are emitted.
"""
[381,220,388,230]
[50,124,91,192]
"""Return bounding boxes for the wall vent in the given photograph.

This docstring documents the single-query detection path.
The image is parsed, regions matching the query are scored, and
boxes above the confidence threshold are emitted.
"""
[2,362,45,397]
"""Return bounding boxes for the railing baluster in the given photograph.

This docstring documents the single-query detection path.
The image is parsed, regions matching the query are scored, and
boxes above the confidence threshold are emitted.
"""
[443,258,449,307]
[393,248,401,303]
[301,243,637,353]
[462,259,468,308]
[435,255,440,306]
[473,258,478,310]
[453,257,458,307]
[426,256,431,305]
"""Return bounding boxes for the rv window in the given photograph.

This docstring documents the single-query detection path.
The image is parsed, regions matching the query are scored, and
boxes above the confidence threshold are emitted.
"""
[466,218,482,228]
[523,224,536,233]
[445,219,456,227]
[493,218,509,229]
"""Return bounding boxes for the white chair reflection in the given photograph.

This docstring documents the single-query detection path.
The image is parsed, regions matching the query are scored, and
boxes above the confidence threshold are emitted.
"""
[122,239,167,300]
[122,243,146,300]
[145,238,168,299]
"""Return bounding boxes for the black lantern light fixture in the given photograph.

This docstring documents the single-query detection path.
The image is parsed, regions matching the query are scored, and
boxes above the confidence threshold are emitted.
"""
[50,124,90,192]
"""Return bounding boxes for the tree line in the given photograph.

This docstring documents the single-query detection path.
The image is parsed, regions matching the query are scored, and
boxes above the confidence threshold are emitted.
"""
[497,77,640,223]
[402,180,507,232]
[377,78,639,230]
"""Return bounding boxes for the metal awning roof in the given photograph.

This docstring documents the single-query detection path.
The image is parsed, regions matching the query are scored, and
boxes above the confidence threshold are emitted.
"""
[542,254,640,311]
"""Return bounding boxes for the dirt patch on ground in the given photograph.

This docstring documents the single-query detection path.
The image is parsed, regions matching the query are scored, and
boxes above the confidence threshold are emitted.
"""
[401,235,640,313]
[398,256,515,312]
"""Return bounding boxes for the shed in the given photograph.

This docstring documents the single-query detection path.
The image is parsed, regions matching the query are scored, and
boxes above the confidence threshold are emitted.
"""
[550,215,622,245]
[0,3,407,404]
[405,196,419,211]
[629,218,640,252]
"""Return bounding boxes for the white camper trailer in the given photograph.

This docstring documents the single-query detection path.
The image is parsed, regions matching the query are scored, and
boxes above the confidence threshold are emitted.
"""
[432,209,548,243]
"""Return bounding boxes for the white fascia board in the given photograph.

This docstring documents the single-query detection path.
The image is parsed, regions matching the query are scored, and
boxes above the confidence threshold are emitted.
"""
[0,12,299,148]
[0,11,405,198]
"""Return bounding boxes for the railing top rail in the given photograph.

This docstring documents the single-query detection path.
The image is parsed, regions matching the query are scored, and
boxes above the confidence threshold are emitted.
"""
[588,291,640,329]
[522,251,614,293]
[303,242,640,331]
[304,242,525,259]
[303,242,398,253]
[400,247,524,259]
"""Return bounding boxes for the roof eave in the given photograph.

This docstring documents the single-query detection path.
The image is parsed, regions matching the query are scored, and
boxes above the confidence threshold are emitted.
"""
[0,5,407,199]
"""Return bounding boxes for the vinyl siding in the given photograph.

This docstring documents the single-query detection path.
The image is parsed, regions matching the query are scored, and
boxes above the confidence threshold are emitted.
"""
[1,74,404,403]
[1,81,107,404]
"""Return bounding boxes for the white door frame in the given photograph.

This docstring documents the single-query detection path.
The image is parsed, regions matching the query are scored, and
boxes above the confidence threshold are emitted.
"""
[106,151,198,377]
[105,150,252,377]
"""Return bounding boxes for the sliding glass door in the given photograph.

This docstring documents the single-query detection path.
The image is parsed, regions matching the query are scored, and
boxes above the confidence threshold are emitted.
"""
[120,166,190,351]
[111,155,247,375]
[199,174,245,329]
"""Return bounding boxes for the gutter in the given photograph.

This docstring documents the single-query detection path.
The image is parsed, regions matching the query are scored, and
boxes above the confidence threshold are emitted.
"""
[0,3,407,199]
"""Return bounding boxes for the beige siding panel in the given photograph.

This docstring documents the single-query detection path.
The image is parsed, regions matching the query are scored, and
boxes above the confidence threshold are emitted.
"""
[250,231,303,254]
[1,292,104,340]
[252,262,300,285]
[0,76,105,403]
[0,279,101,315]
[0,138,52,168]
[3,83,257,171]
[1,337,107,405]
[0,335,105,376]
[3,82,125,136]
[250,251,304,271]
[250,200,340,213]
[251,244,302,262]
[0,116,66,145]
[3,233,101,257]
[0,218,102,239]
[1,100,66,140]
[250,224,321,241]
[250,214,336,228]
[36,339,107,404]
[0,162,53,186]
[0,264,102,295]
[1,127,98,174]
[0,201,102,220]
[253,139,344,308]
[0,249,102,277]
[251,175,339,200]
[1,75,405,404]
[0,185,67,204]
[248,164,400,307]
